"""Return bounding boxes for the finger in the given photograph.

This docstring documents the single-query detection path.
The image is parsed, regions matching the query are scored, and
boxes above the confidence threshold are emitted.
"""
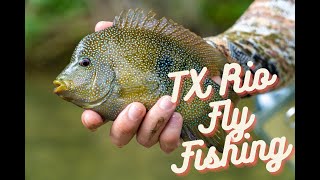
[110,102,146,147]
[159,112,183,154]
[212,76,221,85]
[95,21,113,32]
[81,110,105,132]
[136,95,176,148]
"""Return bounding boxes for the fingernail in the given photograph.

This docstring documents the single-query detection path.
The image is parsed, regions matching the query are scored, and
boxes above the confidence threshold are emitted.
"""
[95,21,107,28]
[159,96,174,110]
[171,112,179,119]
[96,21,108,26]
[128,104,143,121]
[169,112,182,128]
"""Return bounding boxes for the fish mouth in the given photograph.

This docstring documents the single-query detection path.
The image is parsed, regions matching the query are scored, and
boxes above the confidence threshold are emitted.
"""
[53,75,116,109]
[53,80,74,102]
[53,80,68,94]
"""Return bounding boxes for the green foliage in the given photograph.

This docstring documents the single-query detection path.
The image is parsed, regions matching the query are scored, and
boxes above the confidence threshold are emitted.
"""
[199,0,253,31]
[25,0,88,44]
[28,0,87,15]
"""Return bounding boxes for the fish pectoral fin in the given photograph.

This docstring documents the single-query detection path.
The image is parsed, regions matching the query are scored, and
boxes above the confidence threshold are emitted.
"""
[119,85,147,97]
[119,80,160,98]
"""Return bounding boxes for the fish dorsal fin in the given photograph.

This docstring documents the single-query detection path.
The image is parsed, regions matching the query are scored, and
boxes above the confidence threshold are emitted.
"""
[113,8,227,76]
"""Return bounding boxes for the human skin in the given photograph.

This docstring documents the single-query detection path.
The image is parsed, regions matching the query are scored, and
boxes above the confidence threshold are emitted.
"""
[81,21,183,154]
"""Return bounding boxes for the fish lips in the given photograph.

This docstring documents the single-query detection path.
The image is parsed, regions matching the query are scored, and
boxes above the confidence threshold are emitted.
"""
[53,80,74,101]
[53,80,68,93]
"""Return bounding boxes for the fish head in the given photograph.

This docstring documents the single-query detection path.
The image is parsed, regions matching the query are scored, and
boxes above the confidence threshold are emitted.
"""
[53,32,115,109]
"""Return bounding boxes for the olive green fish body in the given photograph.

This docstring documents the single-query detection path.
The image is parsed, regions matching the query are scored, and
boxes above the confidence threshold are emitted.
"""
[98,10,236,151]
[54,9,236,152]
[54,0,295,153]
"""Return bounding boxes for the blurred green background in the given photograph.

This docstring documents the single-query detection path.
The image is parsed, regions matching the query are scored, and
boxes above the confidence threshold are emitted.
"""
[25,0,295,179]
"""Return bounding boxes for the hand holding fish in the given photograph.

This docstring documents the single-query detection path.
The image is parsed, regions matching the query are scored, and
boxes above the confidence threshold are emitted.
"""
[81,21,183,154]
[54,0,294,155]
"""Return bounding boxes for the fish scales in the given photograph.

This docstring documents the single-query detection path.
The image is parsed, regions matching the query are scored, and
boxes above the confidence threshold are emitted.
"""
[53,0,295,153]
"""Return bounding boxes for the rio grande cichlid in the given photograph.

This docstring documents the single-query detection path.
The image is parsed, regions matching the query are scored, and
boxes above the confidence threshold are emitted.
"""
[53,0,295,153]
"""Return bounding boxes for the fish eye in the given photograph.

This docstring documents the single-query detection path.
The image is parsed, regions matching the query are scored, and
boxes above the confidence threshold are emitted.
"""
[79,58,91,67]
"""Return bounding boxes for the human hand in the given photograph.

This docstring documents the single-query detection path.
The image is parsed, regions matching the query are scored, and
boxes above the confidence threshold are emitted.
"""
[81,21,183,154]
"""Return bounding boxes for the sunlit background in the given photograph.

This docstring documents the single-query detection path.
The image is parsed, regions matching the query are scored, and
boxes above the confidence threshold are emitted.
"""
[25,0,295,179]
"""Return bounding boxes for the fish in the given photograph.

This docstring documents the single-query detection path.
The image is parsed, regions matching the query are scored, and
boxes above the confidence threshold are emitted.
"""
[53,0,295,153]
